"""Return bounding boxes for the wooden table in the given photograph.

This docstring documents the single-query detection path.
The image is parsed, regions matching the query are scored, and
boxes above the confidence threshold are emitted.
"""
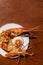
[0,0,43,65]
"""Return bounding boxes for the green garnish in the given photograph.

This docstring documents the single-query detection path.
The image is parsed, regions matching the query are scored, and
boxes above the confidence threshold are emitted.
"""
[5,38,9,43]
[0,38,2,44]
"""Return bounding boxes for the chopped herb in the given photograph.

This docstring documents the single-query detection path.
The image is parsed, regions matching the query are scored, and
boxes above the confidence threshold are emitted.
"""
[5,38,9,43]
[11,31,16,34]
[0,38,2,44]
[2,31,4,33]
[6,32,11,37]
[17,32,20,34]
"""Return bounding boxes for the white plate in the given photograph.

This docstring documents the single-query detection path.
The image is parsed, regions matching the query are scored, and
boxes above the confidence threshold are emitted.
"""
[0,23,29,58]
[0,23,23,33]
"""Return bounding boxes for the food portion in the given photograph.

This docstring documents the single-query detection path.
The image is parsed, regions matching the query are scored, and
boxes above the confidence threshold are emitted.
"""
[0,28,27,51]
[0,28,33,58]
[12,36,23,47]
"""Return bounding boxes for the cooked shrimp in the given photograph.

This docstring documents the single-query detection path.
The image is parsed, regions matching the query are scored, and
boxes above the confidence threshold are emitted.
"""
[5,47,33,58]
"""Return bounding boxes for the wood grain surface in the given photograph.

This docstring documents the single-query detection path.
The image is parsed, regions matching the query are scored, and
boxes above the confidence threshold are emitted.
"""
[0,0,43,65]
